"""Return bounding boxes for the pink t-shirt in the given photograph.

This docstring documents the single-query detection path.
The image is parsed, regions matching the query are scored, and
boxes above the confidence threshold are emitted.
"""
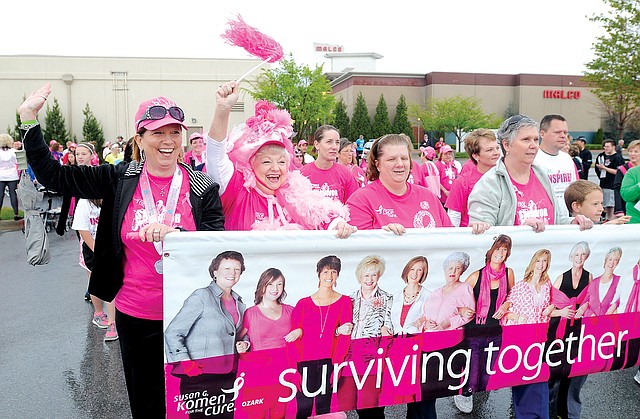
[435,160,460,204]
[346,180,453,230]
[117,167,196,320]
[183,150,207,172]
[407,164,426,187]
[346,164,367,188]
[503,281,552,325]
[445,165,483,227]
[422,282,475,330]
[223,297,240,326]
[243,304,294,351]
[291,295,352,360]
[300,162,359,204]
[510,169,555,226]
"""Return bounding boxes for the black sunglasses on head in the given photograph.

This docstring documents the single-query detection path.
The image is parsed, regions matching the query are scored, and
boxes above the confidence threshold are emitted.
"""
[137,105,185,130]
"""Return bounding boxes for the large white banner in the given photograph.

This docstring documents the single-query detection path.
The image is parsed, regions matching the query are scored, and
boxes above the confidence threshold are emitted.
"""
[162,225,640,418]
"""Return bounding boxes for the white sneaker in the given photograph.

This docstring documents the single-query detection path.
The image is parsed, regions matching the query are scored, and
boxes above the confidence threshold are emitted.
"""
[453,394,473,414]
[634,369,640,385]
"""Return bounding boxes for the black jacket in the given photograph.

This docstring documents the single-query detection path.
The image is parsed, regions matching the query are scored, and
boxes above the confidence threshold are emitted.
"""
[23,124,225,301]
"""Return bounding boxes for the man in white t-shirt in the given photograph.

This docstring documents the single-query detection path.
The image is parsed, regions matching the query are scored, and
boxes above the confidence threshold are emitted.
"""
[534,114,579,218]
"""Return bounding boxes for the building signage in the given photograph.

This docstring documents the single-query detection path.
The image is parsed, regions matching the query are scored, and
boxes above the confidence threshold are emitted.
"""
[314,42,344,53]
[543,90,581,99]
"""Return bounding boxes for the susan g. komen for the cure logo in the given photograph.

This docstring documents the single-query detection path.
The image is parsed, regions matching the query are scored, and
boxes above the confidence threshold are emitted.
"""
[174,373,245,417]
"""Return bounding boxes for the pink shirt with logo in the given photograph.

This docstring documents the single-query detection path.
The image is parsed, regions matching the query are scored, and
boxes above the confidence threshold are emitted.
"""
[346,180,453,230]
[435,160,460,204]
[445,165,483,227]
[117,167,196,320]
[300,162,359,204]
[510,169,555,226]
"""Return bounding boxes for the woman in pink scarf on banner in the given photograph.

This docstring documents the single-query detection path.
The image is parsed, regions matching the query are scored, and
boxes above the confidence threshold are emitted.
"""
[624,258,640,386]
[205,82,356,236]
[337,255,393,418]
[346,134,453,235]
[576,246,623,318]
[453,234,515,414]
[300,126,359,203]
[19,84,225,419]
[547,241,593,419]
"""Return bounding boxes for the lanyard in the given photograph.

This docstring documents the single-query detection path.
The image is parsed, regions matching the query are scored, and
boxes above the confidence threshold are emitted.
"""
[139,165,183,255]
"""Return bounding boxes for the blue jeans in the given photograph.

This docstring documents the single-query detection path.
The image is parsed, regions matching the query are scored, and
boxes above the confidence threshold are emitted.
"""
[512,382,549,419]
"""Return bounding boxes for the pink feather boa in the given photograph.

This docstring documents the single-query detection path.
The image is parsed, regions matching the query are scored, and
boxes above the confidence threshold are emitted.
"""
[221,15,284,62]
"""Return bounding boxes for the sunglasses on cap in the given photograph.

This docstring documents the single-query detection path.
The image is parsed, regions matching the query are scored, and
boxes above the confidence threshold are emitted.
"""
[504,114,524,130]
[137,105,185,130]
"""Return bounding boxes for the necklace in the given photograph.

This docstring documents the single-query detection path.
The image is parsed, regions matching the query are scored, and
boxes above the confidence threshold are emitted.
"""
[403,287,420,304]
[148,176,171,197]
[318,303,331,338]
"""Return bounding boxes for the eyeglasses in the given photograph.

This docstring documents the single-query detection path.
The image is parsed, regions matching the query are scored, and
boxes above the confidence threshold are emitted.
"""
[137,105,185,130]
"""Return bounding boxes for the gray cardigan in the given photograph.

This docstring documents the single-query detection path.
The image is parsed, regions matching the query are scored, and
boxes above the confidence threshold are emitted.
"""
[468,158,572,226]
[164,281,246,371]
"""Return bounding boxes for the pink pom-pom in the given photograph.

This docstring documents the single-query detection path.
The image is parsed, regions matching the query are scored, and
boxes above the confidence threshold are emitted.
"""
[221,15,284,63]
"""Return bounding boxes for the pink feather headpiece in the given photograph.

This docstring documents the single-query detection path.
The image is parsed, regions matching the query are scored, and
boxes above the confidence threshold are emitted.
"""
[227,100,296,190]
[221,15,284,62]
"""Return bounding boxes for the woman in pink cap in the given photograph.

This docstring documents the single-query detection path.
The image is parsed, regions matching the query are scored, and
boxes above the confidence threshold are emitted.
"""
[19,83,225,418]
[206,81,355,236]
[183,131,207,171]
[418,145,440,198]
[434,143,460,205]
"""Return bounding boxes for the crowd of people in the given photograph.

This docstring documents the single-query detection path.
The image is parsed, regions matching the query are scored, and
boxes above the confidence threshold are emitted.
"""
[13,79,640,419]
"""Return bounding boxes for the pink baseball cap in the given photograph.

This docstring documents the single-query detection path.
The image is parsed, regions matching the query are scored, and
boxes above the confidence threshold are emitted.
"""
[134,97,188,132]
[298,139,308,146]
[189,132,204,142]
[439,144,454,154]
[420,146,436,160]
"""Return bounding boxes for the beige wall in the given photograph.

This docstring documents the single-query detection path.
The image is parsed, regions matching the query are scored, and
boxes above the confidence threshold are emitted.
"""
[0,55,261,144]
[331,72,606,138]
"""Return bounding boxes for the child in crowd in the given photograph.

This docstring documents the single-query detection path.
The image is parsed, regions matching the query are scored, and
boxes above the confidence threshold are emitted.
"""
[564,180,630,225]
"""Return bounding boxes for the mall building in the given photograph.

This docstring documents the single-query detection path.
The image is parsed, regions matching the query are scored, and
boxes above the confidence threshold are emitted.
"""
[0,55,603,146]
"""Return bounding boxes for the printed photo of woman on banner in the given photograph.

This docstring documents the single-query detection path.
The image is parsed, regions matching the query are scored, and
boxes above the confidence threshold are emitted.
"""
[164,251,248,419]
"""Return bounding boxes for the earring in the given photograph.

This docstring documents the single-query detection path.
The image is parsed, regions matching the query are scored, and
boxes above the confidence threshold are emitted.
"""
[140,149,146,161]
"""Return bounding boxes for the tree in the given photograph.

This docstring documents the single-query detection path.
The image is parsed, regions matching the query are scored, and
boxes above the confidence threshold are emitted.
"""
[504,101,518,120]
[332,98,350,138]
[392,95,414,142]
[82,103,106,157]
[43,97,70,145]
[583,0,640,142]
[410,96,499,151]
[250,55,335,141]
[6,110,21,142]
[371,95,392,138]
[350,93,371,140]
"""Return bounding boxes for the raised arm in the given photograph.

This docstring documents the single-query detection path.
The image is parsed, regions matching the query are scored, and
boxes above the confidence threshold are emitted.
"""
[208,81,240,142]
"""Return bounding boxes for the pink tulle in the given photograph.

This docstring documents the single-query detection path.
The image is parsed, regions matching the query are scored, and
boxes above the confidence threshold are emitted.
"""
[221,15,284,62]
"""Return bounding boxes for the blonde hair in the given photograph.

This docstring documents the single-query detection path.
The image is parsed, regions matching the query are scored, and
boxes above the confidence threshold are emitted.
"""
[522,249,552,284]
[464,129,497,164]
[355,254,386,282]
[0,133,13,149]
[564,180,601,214]
[628,139,640,152]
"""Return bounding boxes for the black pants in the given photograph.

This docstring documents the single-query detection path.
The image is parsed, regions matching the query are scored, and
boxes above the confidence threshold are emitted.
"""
[296,358,333,418]
[0,180,19,215]
[116,309,165,418]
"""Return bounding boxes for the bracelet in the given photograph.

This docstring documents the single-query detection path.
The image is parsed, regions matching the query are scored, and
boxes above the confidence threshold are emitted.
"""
[20,120,39,131]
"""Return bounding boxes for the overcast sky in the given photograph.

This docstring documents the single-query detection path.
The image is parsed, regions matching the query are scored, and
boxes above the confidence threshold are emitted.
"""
[4,0,609,75]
